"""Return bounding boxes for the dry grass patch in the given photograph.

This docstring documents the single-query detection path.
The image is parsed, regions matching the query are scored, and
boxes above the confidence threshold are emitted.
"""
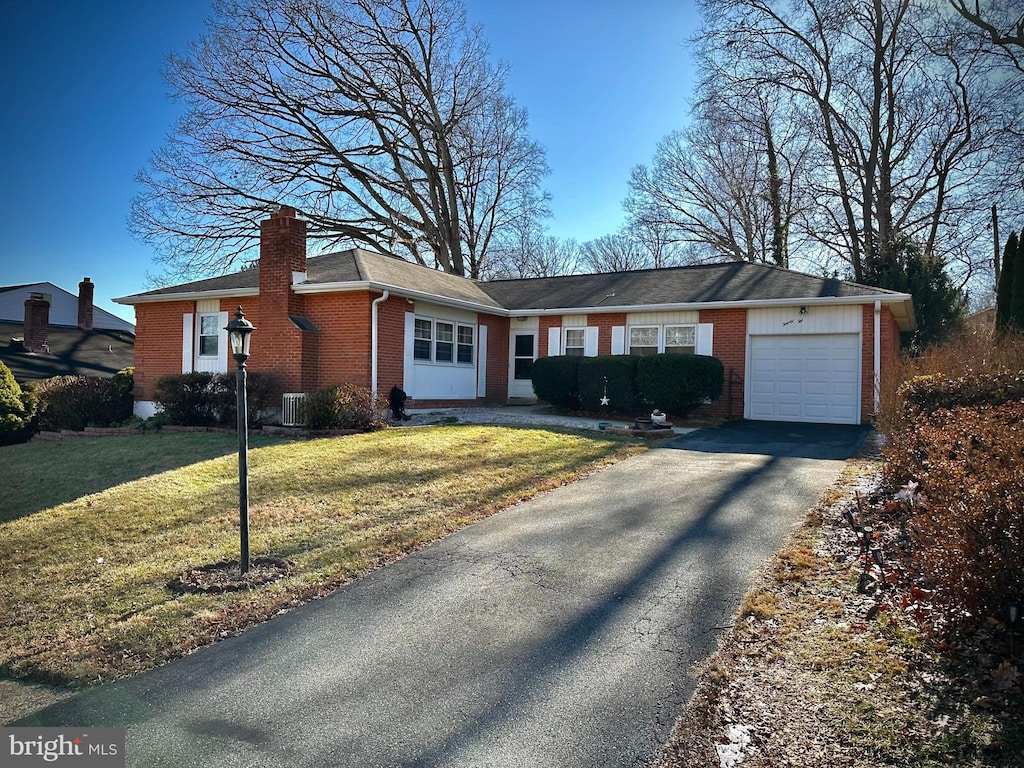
[0,425,642,688]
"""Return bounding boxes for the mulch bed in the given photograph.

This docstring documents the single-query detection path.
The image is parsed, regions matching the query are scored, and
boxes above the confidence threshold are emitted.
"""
[170,557,293,594]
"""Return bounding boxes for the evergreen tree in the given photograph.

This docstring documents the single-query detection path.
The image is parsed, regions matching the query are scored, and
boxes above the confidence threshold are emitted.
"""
[997,230,1018,332]
[867,234,967,351]
[1013,228,1024,330]
[0,362,35,445]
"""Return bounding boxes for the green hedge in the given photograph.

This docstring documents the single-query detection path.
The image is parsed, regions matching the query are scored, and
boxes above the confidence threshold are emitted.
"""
[578,356,642,411]
[531,356,583,410]
[899,371,1024,417]
[153,371,280,427]
[636,354,724,417]
[36,368,134,432]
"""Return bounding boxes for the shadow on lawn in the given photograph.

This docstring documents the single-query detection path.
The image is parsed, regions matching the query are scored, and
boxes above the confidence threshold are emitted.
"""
[0,433,276,524]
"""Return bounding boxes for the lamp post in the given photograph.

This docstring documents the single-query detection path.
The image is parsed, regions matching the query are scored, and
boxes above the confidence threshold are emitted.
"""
[225,306,256,575]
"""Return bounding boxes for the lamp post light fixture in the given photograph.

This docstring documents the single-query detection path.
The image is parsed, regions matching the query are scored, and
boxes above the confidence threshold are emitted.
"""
[225,306,256,575]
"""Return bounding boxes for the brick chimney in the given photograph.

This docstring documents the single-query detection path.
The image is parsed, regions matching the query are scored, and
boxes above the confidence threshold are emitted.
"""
[258,206,308,393]
[24,293,51,352]
[78,277,95,330]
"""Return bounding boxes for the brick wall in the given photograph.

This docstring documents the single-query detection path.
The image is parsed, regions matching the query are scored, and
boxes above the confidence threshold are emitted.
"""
[860,304,901,421]
[305,291,373,389]
[539,316,560,356]
[480,314,509,402]
[698,308,747,420]
[257,207,307,394]
[133,300,194,401]
[377,295,408,395]
[588,313,627,356]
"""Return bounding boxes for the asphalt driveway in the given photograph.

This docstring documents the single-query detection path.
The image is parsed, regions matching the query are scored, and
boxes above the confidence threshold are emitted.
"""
[18,422,868,767]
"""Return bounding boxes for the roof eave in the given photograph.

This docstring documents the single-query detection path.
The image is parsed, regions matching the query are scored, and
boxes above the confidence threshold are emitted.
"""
[293,280,507,315]
[115,287,260,305]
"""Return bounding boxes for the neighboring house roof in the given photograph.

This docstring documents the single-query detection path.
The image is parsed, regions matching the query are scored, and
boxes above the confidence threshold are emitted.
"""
[0,282,136,333]
[117,249,916,330]
[0,322,136,383]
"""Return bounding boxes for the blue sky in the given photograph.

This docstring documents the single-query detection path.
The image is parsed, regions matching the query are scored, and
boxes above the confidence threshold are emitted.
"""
[0,1,699,323]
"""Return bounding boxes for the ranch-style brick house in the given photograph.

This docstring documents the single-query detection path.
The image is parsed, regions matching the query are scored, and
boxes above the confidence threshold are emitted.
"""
[116,207,915,426]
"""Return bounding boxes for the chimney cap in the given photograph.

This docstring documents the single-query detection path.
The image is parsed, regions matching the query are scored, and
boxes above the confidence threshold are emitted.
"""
[272,205,299,219]
[81,276,92,283]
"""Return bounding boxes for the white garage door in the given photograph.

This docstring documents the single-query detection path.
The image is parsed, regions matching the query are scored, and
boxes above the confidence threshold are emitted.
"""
[747,334,861,425]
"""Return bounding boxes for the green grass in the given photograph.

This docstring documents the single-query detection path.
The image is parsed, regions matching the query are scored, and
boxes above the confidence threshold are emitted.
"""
[0,426,643,686]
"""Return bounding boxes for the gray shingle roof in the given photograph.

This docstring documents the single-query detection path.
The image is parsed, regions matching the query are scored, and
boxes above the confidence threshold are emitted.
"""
[0,322,135,383]
[478,261,901,310]
[121,250,904,314]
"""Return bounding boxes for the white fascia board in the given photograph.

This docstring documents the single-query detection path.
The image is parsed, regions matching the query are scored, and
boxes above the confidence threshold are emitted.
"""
[293,280,506,316]
[115,287,259,305]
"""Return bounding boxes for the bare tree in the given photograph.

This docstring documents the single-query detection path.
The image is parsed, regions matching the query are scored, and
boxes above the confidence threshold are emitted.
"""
[950,0,1024,69]
[130,0,548,279]
[691,0,1018,285]
[581,232,653,273]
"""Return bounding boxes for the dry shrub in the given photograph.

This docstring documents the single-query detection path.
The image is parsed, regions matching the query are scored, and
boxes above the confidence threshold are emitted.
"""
[885,402,1024,625]
[877,329,1024,436]
[304,383,387,430]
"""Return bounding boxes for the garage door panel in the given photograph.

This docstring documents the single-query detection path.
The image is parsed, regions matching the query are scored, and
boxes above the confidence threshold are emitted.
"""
[748,334,860,425]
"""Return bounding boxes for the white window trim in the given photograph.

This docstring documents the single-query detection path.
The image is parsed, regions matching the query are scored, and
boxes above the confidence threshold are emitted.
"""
[413,315,475,367]
[563,326,586,356]
[197,313,221,358]
[627,323,698,354]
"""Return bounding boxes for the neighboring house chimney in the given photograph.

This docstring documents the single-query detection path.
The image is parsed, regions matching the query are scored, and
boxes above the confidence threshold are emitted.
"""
[258,206,308,393]
[78,276,94,330]
[24,293,51,352]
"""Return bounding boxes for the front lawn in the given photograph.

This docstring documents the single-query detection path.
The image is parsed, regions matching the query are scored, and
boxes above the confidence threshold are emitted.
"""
[0,426,642,686]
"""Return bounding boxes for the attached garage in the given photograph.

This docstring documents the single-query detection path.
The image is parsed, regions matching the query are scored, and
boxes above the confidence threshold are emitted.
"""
[747,334,861,424]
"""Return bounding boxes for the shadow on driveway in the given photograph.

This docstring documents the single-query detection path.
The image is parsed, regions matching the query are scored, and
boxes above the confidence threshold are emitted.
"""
[666,419,873,460]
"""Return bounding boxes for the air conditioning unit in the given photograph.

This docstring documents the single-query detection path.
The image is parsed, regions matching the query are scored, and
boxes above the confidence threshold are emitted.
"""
[281,393,307,427]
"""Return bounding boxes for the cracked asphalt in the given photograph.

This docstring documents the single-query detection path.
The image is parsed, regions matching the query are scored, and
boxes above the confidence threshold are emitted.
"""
[17,422,867,767]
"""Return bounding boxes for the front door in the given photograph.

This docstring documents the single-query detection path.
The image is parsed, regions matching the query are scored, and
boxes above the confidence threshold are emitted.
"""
[508,330,537,399]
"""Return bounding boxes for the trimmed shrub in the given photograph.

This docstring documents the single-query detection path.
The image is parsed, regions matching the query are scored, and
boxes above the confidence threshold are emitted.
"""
[153,372,223,426]
[577,356,641,412]
[884,402,1024,626]
[35,369,134,432]
[531,356,583,410]
[0,361,37,444]
[215,371,282,427]
[304,383,386,430]
[636,354,724,416]
[899,371,1024,418]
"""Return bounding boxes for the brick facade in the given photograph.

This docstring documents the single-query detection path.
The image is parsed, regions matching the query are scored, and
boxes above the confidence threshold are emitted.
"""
[588,313,627,356]
[697,308,748,420]
[133,300,194,401]
[860,304,900,421]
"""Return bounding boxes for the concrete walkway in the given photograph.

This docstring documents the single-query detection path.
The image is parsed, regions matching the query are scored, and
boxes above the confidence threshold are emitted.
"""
[17,423,865,767]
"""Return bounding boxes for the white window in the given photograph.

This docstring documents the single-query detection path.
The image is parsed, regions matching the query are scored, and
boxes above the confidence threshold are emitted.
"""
[436,321,455,363]
[628,324,697,355]
[564,328,585,356]
[414,318,433,361]
[628,326,659,356]
[414,317,475,366]
[198,314,220,357]
[457,325,474,364]
[665,325,696,355]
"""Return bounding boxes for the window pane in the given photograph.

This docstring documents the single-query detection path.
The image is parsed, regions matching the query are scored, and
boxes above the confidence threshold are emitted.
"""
[200,315,220,335]
[514,357,533,380]
[629,345,659,356]
[199,335,218,356]
[414,318,432,340]
[629,327,658,346]
[665,345,695,355]
[414,339,431,360]
[457,326,474,345]
[436,342,454,362]
[565,329,584,348]
[665,326,695,347]
[436,322,454,342]
[514,334,534,357]
[457,344,473,364]
[565,347,584,357]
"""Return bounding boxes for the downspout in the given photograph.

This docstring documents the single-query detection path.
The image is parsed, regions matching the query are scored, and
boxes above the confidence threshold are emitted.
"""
[873,300,881,417]
[371,290,390,397]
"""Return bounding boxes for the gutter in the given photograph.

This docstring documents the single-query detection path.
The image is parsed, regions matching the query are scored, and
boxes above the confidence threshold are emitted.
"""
[371,290,389,397]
